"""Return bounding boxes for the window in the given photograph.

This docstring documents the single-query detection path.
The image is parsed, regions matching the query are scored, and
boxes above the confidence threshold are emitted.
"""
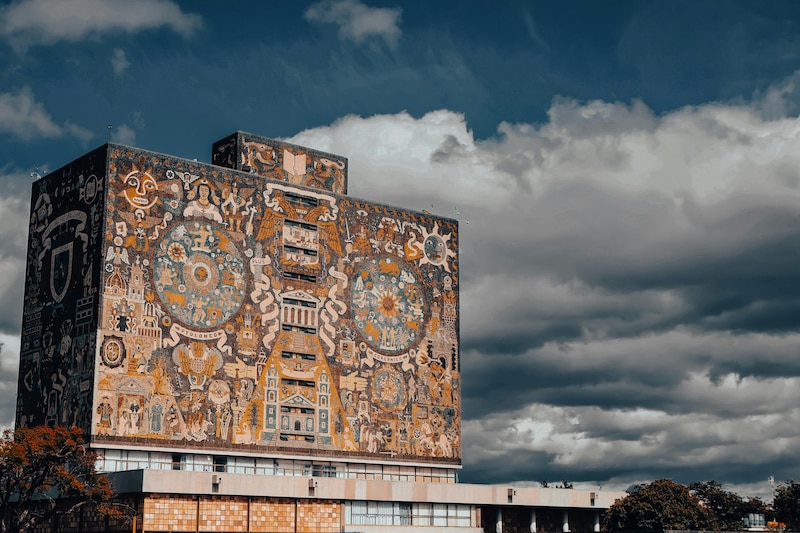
[279,433,316,443]
[230,457,254,474]
[280,405,315,414]
[98,449,121,472]
[282,271,317,283]
[285,193,319,208]
[312,464,338,478]
[281,324,317,334]
[346,502,418,526]
[281,378,315,388]
[284,219,317,231]
[282,297,317,308]
[213,456,227,473]
[283,245,317,258]
[281,350,316,361]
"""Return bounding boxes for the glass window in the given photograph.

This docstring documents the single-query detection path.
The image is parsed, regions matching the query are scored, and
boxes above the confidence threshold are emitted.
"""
[99,449,121,472]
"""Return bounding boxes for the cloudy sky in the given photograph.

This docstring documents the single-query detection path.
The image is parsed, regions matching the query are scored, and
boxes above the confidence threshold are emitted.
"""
[3,0,800,500]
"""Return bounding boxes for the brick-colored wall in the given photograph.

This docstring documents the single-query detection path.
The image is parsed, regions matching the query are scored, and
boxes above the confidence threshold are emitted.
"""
[198,496,249,532]
[297,500,341,533]
[249,498,296,533]
[143,494,197,532]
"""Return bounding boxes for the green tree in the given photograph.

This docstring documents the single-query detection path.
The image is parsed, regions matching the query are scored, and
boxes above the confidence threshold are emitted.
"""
[604,478,716,531]
[0,426,120,533]
[774,480,800,531]
[689,480,746,530]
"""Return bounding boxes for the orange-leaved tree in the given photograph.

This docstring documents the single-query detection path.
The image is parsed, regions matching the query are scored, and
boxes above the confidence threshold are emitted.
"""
[0,425,121,533]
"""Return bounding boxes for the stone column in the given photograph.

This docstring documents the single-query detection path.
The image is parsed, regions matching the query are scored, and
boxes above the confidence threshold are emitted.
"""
[562,509,569,532]
[594,511,601,532]
[496,508,503,533]
[530,509,537,533]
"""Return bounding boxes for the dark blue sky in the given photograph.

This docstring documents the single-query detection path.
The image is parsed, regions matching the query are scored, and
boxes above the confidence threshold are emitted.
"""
[4,1,800,167]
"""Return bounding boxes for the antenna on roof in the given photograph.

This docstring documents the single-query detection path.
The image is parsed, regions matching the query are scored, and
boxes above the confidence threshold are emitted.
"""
[451,207,469,224]
[107,124,113,141]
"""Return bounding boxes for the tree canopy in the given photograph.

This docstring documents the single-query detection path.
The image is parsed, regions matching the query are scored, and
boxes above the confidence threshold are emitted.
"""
[689,480,748,531]
[0,425,120,533]
[773,480,800,531]
[604,478,770,532]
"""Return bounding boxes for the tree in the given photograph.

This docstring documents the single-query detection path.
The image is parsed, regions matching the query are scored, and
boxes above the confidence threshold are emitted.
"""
[604,478,716,531]
[0,425,120,533]
[690,480,747,530]
[773,480,800,531]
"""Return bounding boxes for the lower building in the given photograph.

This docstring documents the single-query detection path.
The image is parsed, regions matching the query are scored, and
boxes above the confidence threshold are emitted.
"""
[32,465,623,533]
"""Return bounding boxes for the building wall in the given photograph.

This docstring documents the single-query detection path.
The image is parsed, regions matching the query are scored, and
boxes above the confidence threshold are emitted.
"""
[86,142,459,464]
[17,146,108,432]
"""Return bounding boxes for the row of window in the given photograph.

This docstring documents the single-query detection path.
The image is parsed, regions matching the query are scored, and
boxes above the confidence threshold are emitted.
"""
[282,271,317,283]
[282,298,317,309]
[281,324,317,334]
[281,350,316,361]
[281,378,315,388]
[345,501,471,527]
[97,450,457,482]
[285,192,319,208]
[280,406,315,414]
[280,433,315,442]
[284,219,318,231]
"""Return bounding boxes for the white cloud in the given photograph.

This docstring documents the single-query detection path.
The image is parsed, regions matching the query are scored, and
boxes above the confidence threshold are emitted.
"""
[288,91,800,494]
[0,192,29,335]
[111,48,130,77]
[305,0,402,48]
[0,0,202,50]
[110,124,136,145]
[0,87,91,141]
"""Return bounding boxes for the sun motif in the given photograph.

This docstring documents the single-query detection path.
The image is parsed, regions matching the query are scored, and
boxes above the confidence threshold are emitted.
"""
[377,289,400,318]
[168,242,186,262]
[418,222,456,271]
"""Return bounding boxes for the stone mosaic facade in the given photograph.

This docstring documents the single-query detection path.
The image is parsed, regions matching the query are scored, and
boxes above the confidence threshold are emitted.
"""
[17,134,460,465]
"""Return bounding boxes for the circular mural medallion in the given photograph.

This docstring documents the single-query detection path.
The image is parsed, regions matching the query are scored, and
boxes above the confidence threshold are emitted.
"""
[154,221,247,329]
[372,366,407,412]
[350,256,425,353]
[101,336,125,368]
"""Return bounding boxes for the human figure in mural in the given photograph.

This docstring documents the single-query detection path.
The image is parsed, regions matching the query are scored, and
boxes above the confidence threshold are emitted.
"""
[184,181,223,222]
[96,399,113,435]
[128,212,149,252]
[221,183,247,232]
[119,410,130,436]
[151,402,163,433]
[166,404,180,435]
[129,402,141,434]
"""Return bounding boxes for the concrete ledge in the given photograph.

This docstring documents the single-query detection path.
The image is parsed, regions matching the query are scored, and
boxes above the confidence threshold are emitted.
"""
[108,470,625,509]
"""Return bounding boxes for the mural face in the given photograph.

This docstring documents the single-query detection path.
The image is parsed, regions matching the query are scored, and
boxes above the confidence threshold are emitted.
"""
[21,141,459,464]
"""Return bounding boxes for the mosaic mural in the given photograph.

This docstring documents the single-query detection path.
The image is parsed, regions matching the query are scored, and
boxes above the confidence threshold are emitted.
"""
[213,132,348,195]
[17,147,108,432]
[20,138,460,464]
